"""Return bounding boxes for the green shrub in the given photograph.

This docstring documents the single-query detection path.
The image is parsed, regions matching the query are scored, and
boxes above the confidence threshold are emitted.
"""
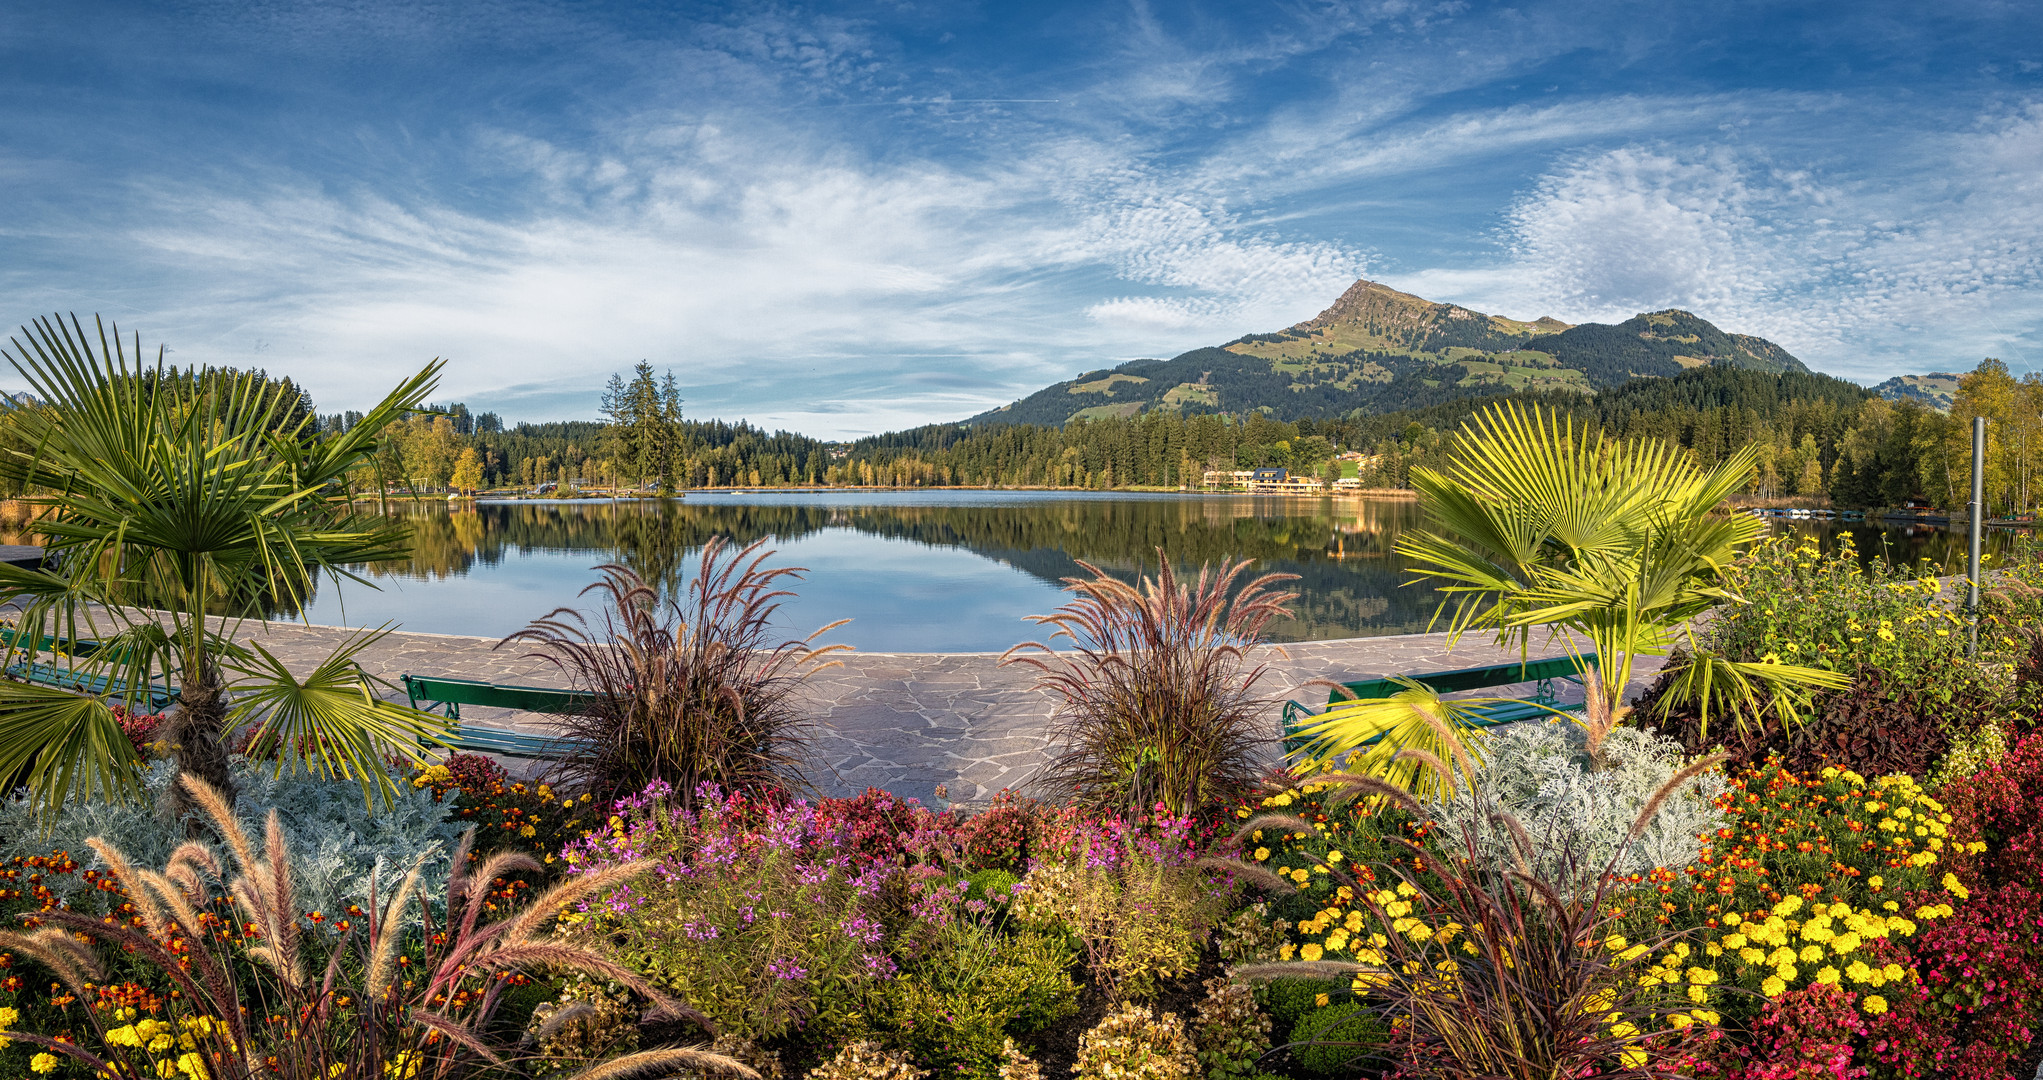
[1072,1004,1198,1080]
[965,867,1020,906]
[586,789,897,1042]
[1190,978,1271,1080]
[884,925,1079,1080]
[1288,1002,1385,1076]
[1643,532,2043,770]
[1259,978,1344,1030]
[1016,814,1233,1001]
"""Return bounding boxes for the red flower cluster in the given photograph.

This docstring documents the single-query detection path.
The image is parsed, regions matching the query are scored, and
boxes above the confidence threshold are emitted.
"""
[1698,983,1868,1080]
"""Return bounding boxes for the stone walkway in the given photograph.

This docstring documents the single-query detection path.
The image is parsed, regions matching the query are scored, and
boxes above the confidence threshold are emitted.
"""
[215,619,1662,805]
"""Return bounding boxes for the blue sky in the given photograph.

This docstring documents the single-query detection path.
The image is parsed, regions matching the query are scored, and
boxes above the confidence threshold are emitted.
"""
[2,0,2040,438]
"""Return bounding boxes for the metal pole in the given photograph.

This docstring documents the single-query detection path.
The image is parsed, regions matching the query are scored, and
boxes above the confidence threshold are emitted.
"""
[1970,415,1985,656]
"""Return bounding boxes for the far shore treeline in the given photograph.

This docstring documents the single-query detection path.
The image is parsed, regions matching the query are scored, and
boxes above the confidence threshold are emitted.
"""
[5,357,2041,514]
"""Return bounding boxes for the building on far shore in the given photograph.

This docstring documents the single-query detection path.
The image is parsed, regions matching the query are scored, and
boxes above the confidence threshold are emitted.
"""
[1202,466,1325,493]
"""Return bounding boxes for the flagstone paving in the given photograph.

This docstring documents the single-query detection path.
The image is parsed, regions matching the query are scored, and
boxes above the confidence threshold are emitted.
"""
[219,620,1664,805]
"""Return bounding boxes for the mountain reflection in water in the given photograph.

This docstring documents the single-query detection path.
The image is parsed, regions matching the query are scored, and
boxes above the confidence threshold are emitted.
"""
[280,492,2008,653]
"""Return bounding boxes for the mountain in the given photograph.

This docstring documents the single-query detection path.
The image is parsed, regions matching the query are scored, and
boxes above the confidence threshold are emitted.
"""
[967,279,1811,426]
[1871,372,1960,411]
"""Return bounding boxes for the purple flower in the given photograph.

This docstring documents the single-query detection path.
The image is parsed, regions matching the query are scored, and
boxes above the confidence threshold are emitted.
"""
[765,958,808,981]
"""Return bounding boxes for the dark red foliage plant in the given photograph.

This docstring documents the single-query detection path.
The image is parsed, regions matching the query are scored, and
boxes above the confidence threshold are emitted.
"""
[502,538,851,807]
[1003,550,1299,818]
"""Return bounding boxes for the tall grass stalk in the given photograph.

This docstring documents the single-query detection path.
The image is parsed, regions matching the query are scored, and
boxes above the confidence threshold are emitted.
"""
[503,538,850,805]
[1003,552,1298,817]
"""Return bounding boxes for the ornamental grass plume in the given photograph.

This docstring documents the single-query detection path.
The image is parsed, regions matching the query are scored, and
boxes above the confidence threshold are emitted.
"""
[502,538,851,807]
[0,773,754,1080]
[1004,550,1299,817]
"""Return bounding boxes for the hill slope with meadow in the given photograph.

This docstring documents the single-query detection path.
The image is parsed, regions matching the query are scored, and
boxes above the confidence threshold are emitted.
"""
[967,278,1812,426]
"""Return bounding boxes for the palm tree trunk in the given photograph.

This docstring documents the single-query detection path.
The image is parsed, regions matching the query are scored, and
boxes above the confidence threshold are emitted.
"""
[165,663,236,829]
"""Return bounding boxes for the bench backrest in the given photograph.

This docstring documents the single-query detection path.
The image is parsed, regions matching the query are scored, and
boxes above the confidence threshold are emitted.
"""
[403,675,600,716]
[1323,653,1596,705]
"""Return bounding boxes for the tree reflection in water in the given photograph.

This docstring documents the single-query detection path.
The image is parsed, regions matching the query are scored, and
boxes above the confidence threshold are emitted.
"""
[244,494,2004,646]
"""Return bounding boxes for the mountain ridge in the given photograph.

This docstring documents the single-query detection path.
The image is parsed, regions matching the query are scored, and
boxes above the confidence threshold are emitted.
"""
[968,278,1812,426]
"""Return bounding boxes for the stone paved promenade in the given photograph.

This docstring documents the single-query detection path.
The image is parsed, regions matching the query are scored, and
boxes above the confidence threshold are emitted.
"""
[224,619,1664,805]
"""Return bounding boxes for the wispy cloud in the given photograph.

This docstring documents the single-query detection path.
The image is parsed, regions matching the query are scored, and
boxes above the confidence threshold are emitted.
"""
[1,0,2040,433]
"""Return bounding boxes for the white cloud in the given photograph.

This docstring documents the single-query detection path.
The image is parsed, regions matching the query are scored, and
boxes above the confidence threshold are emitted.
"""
[1396,107,2043,379]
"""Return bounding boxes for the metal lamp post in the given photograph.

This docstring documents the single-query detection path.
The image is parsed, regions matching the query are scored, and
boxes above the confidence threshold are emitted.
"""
[1970,416,1985,657]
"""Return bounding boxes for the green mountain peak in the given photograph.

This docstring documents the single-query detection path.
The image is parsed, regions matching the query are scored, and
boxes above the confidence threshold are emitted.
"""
[967,279,1810,426]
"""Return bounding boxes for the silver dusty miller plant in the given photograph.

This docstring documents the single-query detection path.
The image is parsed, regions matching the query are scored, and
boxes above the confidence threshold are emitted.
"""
[0,757,464,916]
[1430,720,1726,879]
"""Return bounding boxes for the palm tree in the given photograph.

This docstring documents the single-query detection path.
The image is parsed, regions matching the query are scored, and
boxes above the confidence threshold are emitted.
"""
[1297,403,1843,782]
[0,314,452,817]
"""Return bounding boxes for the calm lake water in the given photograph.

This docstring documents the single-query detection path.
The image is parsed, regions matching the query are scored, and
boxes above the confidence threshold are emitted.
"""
[291,492,2013,652]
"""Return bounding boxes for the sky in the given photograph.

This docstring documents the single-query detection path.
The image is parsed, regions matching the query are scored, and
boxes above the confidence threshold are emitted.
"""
[1,0,2040,438]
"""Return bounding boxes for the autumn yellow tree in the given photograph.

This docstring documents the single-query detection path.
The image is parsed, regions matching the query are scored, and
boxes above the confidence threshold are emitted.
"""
[450,447,484,493]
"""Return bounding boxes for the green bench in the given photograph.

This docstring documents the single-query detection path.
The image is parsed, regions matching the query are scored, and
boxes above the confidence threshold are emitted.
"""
[401,674,599,760]
[0,628,179,711]
[1281,653,1596,756]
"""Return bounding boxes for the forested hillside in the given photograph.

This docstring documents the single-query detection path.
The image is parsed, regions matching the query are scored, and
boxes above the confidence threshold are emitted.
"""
[967,279,1810,426]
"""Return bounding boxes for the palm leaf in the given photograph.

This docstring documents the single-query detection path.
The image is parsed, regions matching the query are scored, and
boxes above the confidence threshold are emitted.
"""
[1291,678,1539,800]
[0,680,144,808]
[225,627,453,809]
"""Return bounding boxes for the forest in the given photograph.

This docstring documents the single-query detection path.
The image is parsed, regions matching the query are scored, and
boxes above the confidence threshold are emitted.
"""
[10,357,2036,514]
[301,359,2043,514]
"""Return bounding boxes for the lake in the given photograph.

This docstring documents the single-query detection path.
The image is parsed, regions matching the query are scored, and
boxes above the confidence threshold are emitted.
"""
[292,491,2012,652]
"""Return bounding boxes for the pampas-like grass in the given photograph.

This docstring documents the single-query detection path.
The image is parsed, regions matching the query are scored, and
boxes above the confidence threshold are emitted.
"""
[1004,550,1298,817]
[501,539,850,807]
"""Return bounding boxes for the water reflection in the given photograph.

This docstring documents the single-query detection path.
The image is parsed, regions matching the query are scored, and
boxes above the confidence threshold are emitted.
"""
[212,493,2026,651]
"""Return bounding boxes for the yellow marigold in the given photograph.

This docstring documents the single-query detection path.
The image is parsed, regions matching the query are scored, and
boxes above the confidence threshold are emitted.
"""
[1301,943,1324,962]
[1253,847,1270,861]
[1816,966,1841,985]
[1862,995,1889,1015]
[1942,872,1970,901]
[0,1005,17,1030]
[1760,976,1786,997]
